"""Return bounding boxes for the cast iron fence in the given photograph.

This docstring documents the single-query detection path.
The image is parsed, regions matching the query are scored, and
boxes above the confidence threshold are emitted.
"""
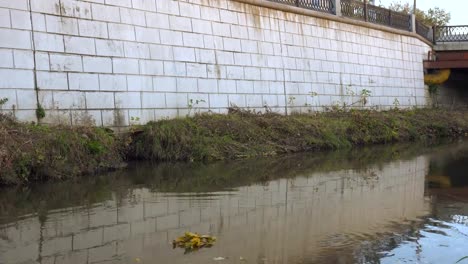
[416,20,431,41]
[268,0,335,14]
[434,26,468,43]
[340,0,411,31]
[266,0,434,40]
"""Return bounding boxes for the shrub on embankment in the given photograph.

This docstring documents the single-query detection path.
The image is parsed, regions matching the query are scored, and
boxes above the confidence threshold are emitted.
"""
[0,114,125,185]
[129,108,468,162]
[1,108,468,185]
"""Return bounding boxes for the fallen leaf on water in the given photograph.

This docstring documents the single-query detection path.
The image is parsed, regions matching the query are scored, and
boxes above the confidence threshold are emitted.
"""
[172,232,217,253]
[213,257,225,261]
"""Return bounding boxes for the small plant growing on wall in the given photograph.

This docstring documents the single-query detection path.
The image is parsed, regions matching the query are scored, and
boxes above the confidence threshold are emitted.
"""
[187,99,206,116]
[0,98,8,109]
[36,103,46,120]
[428,84,440,107]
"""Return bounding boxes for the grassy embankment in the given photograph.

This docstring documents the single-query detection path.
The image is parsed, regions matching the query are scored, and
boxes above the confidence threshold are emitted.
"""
[1,108,468,185]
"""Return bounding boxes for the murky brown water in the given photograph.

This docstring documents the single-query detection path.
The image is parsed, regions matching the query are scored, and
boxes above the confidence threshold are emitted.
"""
[1,141,468,264]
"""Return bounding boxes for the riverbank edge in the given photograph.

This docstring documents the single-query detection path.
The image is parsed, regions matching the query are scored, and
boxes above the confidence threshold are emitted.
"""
[1,108,468,185]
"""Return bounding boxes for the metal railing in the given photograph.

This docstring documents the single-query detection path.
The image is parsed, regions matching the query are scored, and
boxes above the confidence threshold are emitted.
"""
[340,0,411,31]
[268,0,335,14]
[416,20,432,42]
[434,26,468,43]
[266,0,433,41]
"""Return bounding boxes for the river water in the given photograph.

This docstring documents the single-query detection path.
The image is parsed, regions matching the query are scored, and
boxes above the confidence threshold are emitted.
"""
[1,141,468,264]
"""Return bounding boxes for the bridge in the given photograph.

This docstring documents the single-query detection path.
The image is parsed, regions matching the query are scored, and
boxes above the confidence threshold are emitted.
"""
[424,26,468,70]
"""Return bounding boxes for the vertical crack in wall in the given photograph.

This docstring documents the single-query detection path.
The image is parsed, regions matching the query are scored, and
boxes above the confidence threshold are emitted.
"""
[28,0,40,123]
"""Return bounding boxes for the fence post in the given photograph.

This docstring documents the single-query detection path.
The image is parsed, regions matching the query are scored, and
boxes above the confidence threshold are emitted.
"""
[334,0,342,16]
[410,14,416,33]
[388,10,392,26]
[295,0,299,7]
[432,26,437,44]
[364,0,368,21]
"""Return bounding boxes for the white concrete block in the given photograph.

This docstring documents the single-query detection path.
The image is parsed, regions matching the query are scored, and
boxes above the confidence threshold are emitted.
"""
[102,109,129,126]
[244,67,260,80]
[30,0,60,15]
[96,39,125,57]
[236,80,254,93]
[226,66,244,79]
[0,49,13,68]
[115,92,141,108]
[156,1,179,15]
[228,94,246,107]
[163,61,186,76]
[241,40,258,53]
[0,28,31,49]
[209,94,228,108]
[218,80,236,93]
[198,79,217,93]
[34,32,63,52]
[149,44,173,60]
[83,57,112,73]
[192,19,212,34]
[141,92,165,108]
[120,7,146,26]
[200,6,219,21]
[160,29,183,45]
[108,23,135,41]
[0,0,28,10]
[186,63,206,78]
[86,92,114,109]
[92,3,121,22]
[113,58,139,74]
[45,15,79,35]
[165,93,187,108]
[0,69,34,89]
[60,0,92,19]
[212,22,231,37]
[132,0,156,11]
[0,89,17,110]
[182,33,204,48]
[179,2,200,19]
[37,71,68,90]
[78,19,108,38]
[195,49,216,64]
[0,8,10,28]
[135,27,160,44]
[64,36,96,55]
[69,73,99,91]
[223,37,241,52]
[53,91,86,109]
[12,50,34,69]
[215,51,234,65]
[124,42,150,59]
[99,74,127,91]
[169,16,192,32]
[10,10,31,30]
[176,78,197,92]
[139,60,164,76]
[34,52,49,71]
[146,12,169,29]
[16,90,37,109]
[127,75,153,91]
[153,76,176,92]
[173,47,196,62]
[50,54,83,72]
[246,94,263,107]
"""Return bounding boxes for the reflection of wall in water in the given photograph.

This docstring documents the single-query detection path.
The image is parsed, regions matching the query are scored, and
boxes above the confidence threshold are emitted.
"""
[0,157,430,264]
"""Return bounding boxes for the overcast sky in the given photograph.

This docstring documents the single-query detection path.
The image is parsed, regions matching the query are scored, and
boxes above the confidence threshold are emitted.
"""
[377,0,466,25]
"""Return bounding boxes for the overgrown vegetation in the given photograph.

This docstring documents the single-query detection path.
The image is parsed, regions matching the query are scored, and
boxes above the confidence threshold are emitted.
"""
[129,107,468,162]
[1,107,468,185]
[0,113,125,185]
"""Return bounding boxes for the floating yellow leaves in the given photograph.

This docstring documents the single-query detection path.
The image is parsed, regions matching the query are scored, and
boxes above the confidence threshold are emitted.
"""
[172,232,217,253]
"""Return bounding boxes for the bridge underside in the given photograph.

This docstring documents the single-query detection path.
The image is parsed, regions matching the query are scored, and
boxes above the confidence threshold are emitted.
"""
[424,51,468,69]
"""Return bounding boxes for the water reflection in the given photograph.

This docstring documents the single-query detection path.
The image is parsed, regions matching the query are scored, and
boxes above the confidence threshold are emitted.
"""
[0,141,467,264]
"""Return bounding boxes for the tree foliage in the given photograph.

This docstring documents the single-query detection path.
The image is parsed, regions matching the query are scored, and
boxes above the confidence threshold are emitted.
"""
[388,1,451,26]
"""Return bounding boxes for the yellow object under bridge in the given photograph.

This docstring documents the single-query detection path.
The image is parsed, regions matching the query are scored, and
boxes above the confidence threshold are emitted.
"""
[424,69,451,85]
